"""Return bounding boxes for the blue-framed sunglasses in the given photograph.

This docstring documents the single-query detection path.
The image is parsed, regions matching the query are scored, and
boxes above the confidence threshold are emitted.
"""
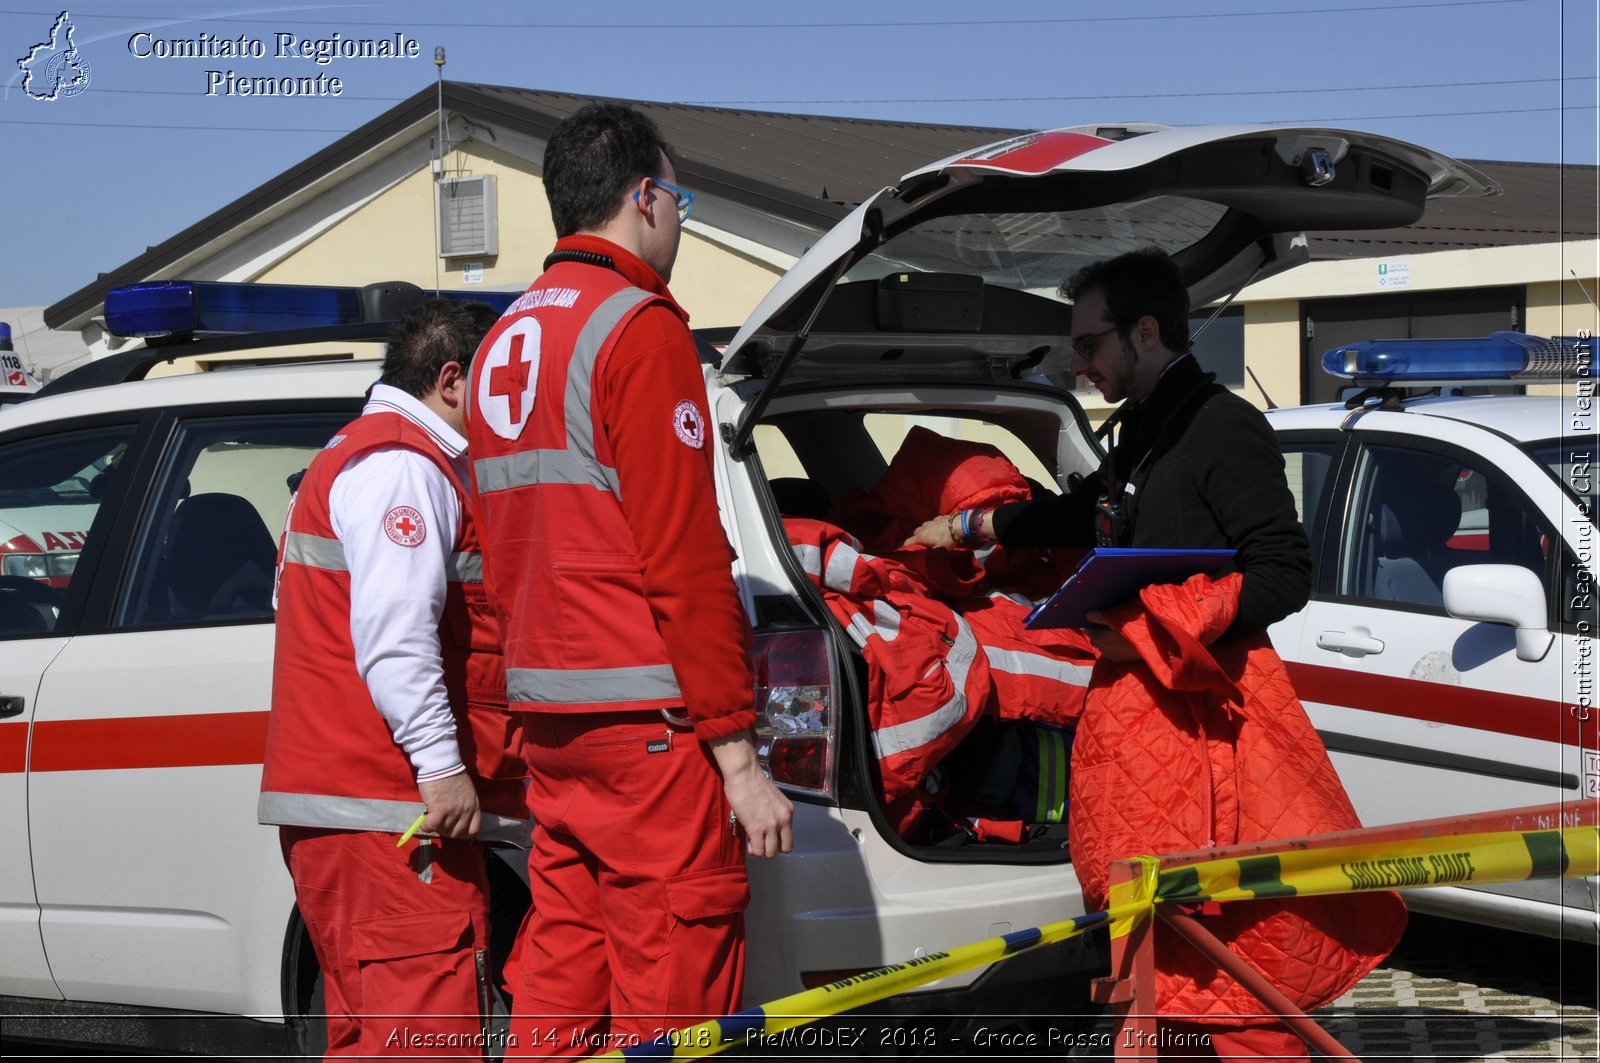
[634,178,694,223]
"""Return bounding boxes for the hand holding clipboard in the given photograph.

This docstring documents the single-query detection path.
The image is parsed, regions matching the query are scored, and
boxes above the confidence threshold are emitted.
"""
[1023,547,1235,631]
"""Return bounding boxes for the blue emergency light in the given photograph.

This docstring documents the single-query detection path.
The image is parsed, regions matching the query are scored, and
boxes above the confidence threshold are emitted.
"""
[104,280,519,339]
[0,322,11,352]
[1322,331,1592,384]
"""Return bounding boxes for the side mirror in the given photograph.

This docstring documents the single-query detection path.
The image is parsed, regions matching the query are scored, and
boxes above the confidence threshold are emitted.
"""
[1443,564,1554,663]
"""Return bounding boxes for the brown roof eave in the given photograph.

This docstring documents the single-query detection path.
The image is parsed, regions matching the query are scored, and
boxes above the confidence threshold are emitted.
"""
[446,84,855,230]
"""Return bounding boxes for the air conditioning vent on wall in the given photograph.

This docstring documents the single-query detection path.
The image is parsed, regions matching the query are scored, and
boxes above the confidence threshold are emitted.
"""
[438,175,498,258]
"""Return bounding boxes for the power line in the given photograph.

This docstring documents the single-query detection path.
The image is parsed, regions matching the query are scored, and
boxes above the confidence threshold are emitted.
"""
[0,0,1547,29]
[0,117,351,133]
[1268,104,1598,122]
[47,85,406,101]
[688,76,1599,107]
[12,74,1595,108]
[2,101,1593,136]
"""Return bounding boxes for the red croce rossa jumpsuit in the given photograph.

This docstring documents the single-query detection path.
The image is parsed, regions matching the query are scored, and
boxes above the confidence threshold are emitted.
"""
[467,235,755,1055]
[262,390,525,1057]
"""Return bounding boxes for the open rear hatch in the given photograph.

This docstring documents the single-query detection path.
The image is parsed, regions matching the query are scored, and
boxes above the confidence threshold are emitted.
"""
[726,123,1496,853]
[721,124,1497,450]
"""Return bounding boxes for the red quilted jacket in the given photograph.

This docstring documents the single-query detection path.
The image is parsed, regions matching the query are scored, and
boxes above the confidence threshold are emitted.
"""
[1069,571,1405,1021]
[831,425,1032,553]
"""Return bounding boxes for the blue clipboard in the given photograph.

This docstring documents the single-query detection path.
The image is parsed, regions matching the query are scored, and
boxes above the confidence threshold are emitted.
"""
[1023,547,1235,630]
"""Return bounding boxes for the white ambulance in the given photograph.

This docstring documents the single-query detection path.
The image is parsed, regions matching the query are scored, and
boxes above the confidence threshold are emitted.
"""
[1266,332,1598,941]
[0,323,42,407]
[0,123,1495,1055]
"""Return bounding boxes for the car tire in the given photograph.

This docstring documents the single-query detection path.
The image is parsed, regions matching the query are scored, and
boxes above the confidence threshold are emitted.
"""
[283,910,328,1061]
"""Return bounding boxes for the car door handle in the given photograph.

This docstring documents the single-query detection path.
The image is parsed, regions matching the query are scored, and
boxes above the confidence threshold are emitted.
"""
[0,695,23,719]
[1316,629,1385,657]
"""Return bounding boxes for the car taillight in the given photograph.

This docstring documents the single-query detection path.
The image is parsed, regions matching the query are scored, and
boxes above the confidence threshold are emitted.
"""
[768,735,828,791]
[752,628,837,800]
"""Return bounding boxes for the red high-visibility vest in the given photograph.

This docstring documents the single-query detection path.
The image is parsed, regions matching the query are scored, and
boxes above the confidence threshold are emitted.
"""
[260,411,525,836]
[468,262,687,715]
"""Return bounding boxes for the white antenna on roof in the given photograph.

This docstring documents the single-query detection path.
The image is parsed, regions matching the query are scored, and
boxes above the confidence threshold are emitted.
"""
[432,46,447,296]
[1571,270,1597,311]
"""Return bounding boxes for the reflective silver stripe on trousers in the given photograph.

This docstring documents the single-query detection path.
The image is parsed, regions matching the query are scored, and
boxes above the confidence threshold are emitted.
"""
[286,531,480,584]
[258,791,531,847]
[871,613,979,760]
[473,287,655,500]
[505,663,682,705]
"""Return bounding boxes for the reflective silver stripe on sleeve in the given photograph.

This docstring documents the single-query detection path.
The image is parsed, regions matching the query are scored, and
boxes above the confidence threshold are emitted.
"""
[871,614,979,760]
[823,540,863,594]
[282,531,346,571]
[448,552,483,583]
[258,791,530,847]
[983,645,1094,688]
[505,663,682,705]
[792,544,823,580]
[473,448,619,495]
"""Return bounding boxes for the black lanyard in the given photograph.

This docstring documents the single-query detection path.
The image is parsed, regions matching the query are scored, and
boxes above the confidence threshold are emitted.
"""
[1099,376,1217,545]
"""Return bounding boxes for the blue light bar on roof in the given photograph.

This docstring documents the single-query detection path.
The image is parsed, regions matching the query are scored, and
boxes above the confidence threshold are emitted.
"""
[104,280,520,338]
[106,281,361,337]
[1322,332,1593,384]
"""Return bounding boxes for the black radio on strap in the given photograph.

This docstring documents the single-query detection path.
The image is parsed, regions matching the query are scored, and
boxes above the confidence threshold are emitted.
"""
[543,249,618,272]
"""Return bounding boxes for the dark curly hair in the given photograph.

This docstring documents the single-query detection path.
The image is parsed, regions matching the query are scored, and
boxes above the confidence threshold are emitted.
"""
[379,298,501,398]
[1061,247,1191,354]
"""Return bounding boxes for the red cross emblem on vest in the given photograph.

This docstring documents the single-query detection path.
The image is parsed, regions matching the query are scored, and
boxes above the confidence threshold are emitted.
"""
[478,318,541,441]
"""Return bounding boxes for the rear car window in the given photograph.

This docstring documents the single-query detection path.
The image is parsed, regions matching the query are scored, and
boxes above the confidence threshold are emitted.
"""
[0,425,134,636]
[115,414,347,627]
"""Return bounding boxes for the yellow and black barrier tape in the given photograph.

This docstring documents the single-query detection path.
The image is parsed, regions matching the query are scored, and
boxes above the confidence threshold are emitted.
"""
[584,821,1598,1060]
[1145,823,1600,918]
[585,906,1129,1061]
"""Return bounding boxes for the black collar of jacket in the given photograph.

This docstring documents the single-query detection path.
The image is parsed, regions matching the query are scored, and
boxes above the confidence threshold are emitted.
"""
[1109,353,1220,495]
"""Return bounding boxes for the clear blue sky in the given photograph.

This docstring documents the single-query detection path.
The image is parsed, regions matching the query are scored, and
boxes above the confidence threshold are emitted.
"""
[2,0,1596,310]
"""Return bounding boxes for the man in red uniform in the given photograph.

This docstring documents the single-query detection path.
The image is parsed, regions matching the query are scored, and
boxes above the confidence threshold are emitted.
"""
[262,298,526,1056]
[466,103,793,1055]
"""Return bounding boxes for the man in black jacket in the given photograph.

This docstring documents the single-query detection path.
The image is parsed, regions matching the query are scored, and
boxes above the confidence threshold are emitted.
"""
[907,247,1311,652]
[909,248,1336,1059]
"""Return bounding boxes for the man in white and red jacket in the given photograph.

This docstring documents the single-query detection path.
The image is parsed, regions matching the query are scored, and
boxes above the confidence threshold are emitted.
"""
[467,103,792,1055]
[261,298,525,1057]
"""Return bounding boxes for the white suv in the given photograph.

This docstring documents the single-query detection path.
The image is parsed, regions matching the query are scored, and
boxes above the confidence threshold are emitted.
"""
[0,123,1494,1055]
[1265,332,1598,942]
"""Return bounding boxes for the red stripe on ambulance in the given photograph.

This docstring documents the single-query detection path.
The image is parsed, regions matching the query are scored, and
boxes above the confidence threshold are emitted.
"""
[1289,662,1574,746]
[0,723,26,773]
[27,711,269,772]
